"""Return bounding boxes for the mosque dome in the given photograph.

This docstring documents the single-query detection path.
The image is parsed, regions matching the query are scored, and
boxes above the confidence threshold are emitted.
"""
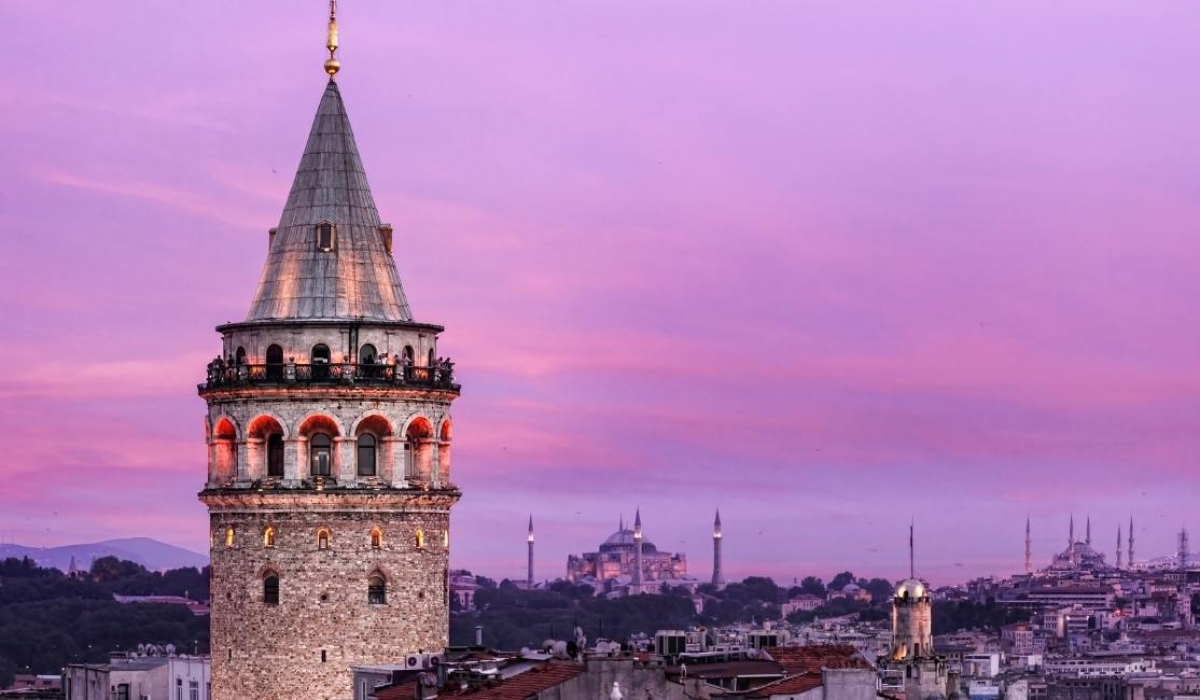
[599,529,658,553]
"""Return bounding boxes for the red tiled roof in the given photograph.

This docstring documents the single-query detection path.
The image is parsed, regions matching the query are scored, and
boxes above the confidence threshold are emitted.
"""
[374,680,419,700]
[747,673,824,699]
[763,646,866,674]
[451,663,585,700]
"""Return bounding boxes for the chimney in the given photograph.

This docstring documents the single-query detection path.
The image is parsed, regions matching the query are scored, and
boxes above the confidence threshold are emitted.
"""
[475,625,484,646]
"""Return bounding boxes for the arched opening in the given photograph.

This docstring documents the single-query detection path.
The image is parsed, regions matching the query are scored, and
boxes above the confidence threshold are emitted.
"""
[360,344,377,364]
[310,433,332,477]
[211,418,238,485]
[263,572,280,606]
[263,526,276,548]
[368,572,387,605]
[415,528,426,550]
[315,221,335,252]
[404,417,434,482]
[248,415,286,480]
[357,434,377,477]
[370,527,383,549]
[266,344,284,380]
[317,528,331,550]
[311,344,331,381]
[298,415,340,479]
[359,343,379,379]
[354,414,393,479]
[235,346,246,365]
[401,346,415,381]
[224,527,235,548]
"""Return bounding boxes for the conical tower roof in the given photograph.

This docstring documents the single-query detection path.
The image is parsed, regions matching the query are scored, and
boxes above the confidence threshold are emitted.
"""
[245,80,413,323]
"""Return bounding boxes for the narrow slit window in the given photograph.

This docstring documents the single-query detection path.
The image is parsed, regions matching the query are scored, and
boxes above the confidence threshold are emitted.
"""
[316,222,335,252]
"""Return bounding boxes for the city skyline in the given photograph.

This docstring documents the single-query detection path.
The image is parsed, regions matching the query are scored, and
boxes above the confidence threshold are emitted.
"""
[3,2,1200,585]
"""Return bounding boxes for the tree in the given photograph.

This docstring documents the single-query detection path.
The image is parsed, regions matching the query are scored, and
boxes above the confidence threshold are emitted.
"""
[0,657,16,689]
[827,571,855,591]
[866,578,895,603]
[799,576,825,597]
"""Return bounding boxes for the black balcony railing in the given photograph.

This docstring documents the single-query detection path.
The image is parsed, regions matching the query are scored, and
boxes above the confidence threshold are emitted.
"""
[200,359,458,391]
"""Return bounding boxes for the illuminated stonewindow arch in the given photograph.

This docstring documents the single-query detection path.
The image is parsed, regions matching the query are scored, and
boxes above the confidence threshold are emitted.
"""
[415,528,426,550]
[224,527,235,548]
[315,221,336,252]
[317,528,331,550]
[264,526,276,548]
[370,527,383,550]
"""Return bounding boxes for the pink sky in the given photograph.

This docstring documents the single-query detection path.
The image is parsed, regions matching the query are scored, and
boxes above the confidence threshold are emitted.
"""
[2,2,1199,585]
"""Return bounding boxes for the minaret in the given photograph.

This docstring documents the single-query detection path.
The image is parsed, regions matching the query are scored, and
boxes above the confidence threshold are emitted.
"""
[711,509,725,587]
[1069,514,1077,566]
[633,509,644,592]
[1129,517,1135,569]
[1117,526,1123,569]
[199,7,462,700]
[1086,516,1092,546]
[1180,527,1189,570]
[527,515,535,588]
[1024,517,1032,575]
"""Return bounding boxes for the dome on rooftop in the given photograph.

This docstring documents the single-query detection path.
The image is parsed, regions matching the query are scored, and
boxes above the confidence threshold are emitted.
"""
[894,579,927,599]
[600,529,657,552]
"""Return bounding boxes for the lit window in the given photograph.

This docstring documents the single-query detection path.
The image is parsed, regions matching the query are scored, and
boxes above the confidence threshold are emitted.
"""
[415,528,425,549]
[267,434,284,478]
[310,433,332,476]
[224,527,235,548]
[370,527,383,549]
[316,222,335,252]
[317,529,330,550]
[368,574,387,605]
[264,526,276,548]
[263,573,280,606]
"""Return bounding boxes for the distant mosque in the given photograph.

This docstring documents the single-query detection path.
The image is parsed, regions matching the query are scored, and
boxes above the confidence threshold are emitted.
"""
[566,510,711,589]
[1047,515,1110,572]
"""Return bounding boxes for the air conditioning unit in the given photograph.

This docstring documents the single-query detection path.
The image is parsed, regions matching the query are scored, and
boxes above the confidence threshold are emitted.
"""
[427,653,445,668]
[405,653,429,669]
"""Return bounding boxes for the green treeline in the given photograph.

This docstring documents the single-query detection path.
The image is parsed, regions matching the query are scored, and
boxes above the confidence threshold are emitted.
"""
[0,556,210,683]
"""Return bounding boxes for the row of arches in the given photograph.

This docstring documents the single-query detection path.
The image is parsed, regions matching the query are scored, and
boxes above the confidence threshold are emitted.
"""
[222,525,442,551]
[208,412,451,486]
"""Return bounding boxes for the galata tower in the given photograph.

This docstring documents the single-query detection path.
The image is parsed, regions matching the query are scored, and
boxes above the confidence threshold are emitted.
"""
[198,5,461,699]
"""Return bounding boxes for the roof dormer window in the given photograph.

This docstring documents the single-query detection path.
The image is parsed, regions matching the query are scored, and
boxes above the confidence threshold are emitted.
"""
[315,222,336,252]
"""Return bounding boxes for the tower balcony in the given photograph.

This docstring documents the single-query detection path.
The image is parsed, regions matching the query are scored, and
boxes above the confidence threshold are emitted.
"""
[199,360,459,393]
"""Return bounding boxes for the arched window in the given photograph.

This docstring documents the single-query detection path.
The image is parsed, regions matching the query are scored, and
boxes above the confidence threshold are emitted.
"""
[235,346,246,365]
[415,528,426,550]
[317,529,330,550]
[442,530,449,548]
[310,433,332,476]
[368,573,387,605]
[311,344,331,381]
[267,434,284,478]
[357,434,377,477]
[263,573,280,606]
[224,527,235,548]
[266,344,284,380]
[401,346,414,381]
[370,527,383,549]
[264,526,276,548]
[360,344,377,364]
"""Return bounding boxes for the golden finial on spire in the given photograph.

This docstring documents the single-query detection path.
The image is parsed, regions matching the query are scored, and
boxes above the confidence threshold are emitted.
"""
[324,0,341,79]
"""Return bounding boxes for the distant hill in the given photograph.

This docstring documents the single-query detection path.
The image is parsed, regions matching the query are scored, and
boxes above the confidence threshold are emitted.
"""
[0,537,208,572]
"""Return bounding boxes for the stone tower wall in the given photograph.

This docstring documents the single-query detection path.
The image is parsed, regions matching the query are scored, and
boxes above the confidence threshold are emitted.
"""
[206,496,453,700]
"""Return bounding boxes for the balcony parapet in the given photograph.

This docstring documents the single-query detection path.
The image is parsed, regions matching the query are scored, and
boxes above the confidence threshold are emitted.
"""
[199,359,458,393]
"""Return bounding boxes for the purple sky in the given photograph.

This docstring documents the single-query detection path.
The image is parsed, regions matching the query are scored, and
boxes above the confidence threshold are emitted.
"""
[2,2,1199,586]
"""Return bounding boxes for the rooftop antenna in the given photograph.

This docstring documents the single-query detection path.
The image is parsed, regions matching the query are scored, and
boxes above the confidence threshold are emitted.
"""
[324,0,341,79]
[909,519,915,579]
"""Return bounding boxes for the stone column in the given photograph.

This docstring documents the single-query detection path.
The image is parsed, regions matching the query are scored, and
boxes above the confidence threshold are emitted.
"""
[381,437,401,486]
[336,437,356,485]
[245,438,264,482]
[285,437,305,483]
[236,440,250,483]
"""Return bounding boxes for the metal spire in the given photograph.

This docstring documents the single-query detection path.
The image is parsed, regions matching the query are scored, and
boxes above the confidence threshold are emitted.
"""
[324,0,341,79]
[909,520,915,580]
[1025,517,1032,575]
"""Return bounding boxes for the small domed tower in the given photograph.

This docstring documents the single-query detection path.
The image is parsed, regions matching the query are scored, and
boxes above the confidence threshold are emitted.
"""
[198,9,460,700]
[890,578,933,660]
